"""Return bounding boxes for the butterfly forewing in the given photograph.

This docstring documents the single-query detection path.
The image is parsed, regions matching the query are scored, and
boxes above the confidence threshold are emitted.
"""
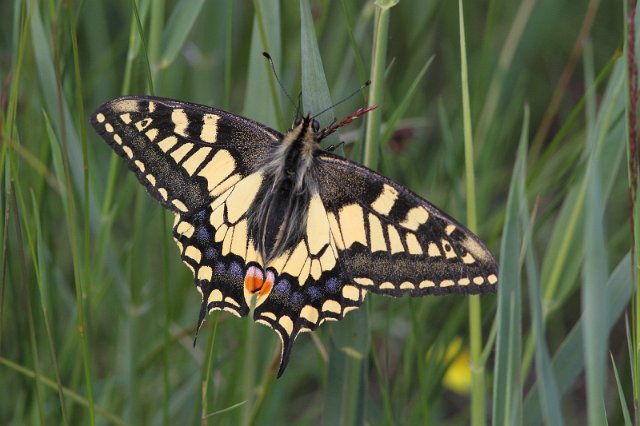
[91,96,280,214]
[315,153,498,296]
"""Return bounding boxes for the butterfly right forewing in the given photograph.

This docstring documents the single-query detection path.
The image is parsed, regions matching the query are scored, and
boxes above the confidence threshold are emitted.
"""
[314,152,498,297]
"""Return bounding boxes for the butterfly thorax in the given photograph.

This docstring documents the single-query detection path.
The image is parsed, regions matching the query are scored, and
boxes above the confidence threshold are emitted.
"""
[248,114,321,264]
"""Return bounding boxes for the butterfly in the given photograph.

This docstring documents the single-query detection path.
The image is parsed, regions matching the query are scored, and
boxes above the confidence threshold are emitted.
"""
[91,95,498,377]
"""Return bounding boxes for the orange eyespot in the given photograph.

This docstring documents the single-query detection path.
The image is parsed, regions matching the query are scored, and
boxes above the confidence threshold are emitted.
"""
[244,266,274,296]
[244,265,264,293]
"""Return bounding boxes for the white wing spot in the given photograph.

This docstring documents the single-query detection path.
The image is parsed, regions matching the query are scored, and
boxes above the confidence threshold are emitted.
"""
[371,184,399,215]
[170,143,193,163]
[279,316,294,335]
[158,136,178,152]
[145,128,158,141]
[442,239,456,259]
[428,242,441,257]
[200,113,220,143]
[461,253,476,264]
[419,280,435,288]
[322,300,341,314]
[135,118,152,131]
[172,108,189,137]
[300,306,319,324]
[354,277,374,286]
[185,246,201,263]
[122,146,133,159]
[342,285,360,301]
[387,225,404,254]
[338,204,367,248]
[172,199,188,212]
[400,206,430,231]
[208,289,223,303]
[134,160,145,173]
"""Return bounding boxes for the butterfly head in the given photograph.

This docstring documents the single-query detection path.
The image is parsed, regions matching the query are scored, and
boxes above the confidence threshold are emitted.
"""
[292,114,321,133]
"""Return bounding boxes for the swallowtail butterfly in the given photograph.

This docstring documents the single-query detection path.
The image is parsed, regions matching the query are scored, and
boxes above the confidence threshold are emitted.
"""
[91,96,498,376]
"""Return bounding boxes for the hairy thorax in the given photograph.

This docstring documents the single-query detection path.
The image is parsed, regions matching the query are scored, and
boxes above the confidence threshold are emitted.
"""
[247,116,320,263]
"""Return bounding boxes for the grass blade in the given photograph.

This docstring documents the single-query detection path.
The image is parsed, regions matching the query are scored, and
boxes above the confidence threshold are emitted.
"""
[581,40,608,426]
[491,110,526,426]
[159,0,205,69]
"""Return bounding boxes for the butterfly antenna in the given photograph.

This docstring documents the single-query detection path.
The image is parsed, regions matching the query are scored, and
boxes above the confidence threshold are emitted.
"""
[263,52,297,111]
[295,92,303,118]
[314,80,371,119]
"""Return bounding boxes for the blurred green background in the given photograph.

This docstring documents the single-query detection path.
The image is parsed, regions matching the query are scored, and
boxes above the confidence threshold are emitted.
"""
[0,0,635,424]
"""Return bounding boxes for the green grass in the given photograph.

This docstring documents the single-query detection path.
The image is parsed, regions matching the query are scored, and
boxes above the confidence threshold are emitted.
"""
[0,0,635,424]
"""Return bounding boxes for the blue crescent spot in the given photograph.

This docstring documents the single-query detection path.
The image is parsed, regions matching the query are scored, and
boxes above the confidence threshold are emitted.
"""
[205,247,218,260]
[306,286,321,300]
[196,226,211,244]
[275,279,291,294]
[215,262,226,276]
[326,278,340,293]
[229,262,243,277]
[290,292,304,307]
[193,210,207,222]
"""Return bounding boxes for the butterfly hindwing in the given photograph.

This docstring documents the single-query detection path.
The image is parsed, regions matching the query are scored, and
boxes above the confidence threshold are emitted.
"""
[172,171,275,326]
[315,152,498,296]
[252,193,366,375]
[91,96,281,214]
